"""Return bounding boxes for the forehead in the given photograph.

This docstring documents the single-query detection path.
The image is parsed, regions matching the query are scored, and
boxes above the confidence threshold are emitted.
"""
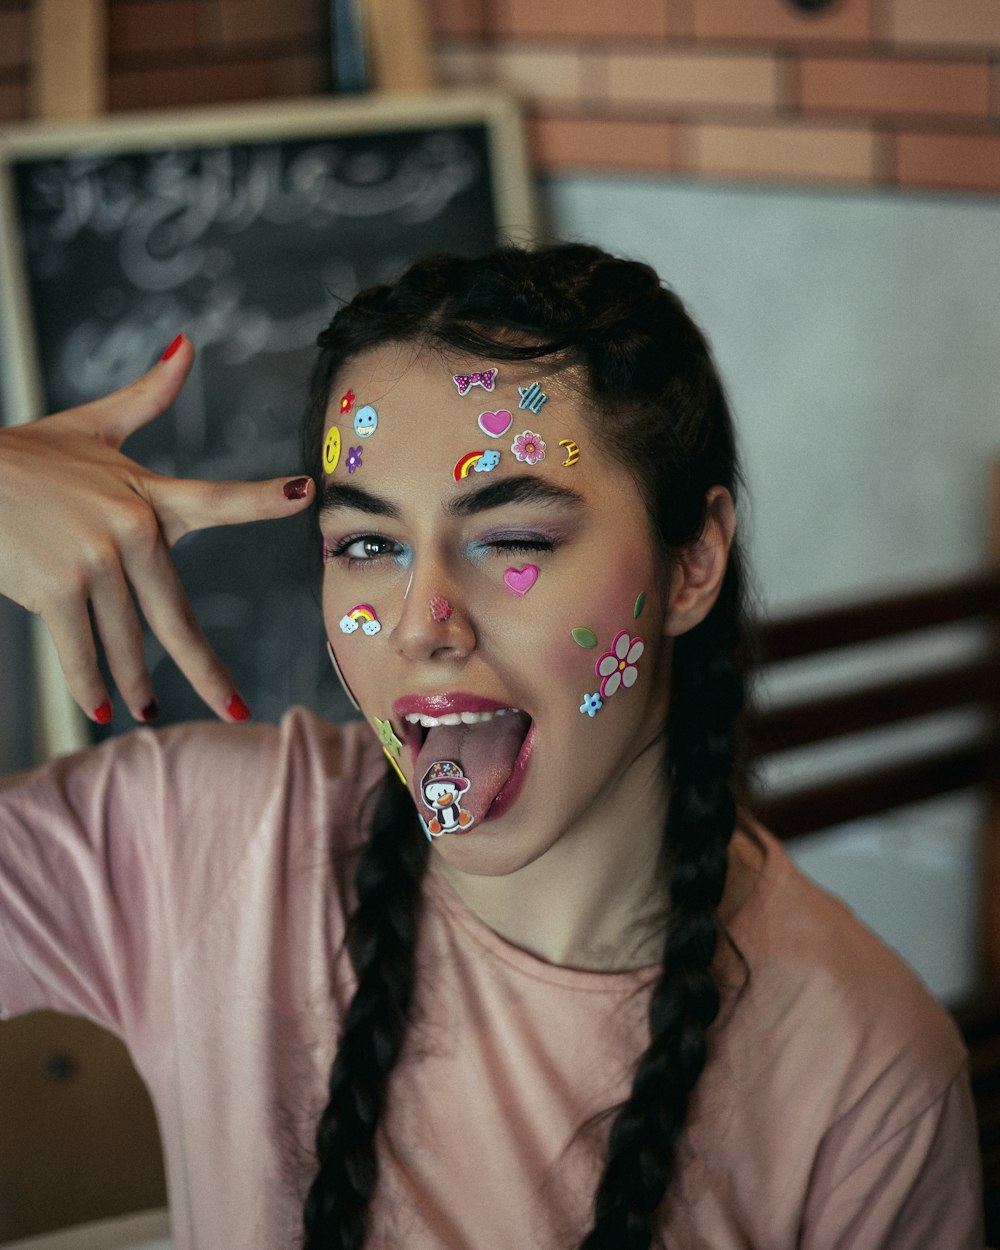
[321,341,626,506]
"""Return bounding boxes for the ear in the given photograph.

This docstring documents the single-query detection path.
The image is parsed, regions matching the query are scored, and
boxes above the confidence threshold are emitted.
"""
[663,487,736,638]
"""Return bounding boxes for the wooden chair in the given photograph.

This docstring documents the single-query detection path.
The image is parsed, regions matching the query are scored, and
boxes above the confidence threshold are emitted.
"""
[743,559,1000,1239]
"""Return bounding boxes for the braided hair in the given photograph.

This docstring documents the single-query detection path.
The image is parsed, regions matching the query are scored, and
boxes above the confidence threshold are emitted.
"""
[301,245,748,1249]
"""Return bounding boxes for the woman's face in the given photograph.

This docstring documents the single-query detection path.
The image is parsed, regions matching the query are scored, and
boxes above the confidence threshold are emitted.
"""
[318,342,674,876]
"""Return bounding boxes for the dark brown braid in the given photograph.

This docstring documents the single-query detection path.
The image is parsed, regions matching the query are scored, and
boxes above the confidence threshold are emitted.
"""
[301,245,748,1248]
[302,774,427,1250]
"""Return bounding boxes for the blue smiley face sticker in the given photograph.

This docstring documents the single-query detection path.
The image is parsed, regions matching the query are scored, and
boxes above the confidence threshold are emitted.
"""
[353,405,378,439]
[473,449,501,473]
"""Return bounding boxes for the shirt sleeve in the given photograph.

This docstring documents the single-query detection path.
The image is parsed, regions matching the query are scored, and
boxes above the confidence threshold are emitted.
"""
[800,1061,983,1249]
[0,711,366,1043]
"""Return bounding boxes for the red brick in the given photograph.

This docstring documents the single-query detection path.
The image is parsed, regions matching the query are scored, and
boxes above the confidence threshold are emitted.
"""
[799,56,991,119]
[428,0,488,38]
[692,0,872,44]
[0,77,27,122]
[109,58,275,110]
[895,131,1000,192]
[202,0,326,47]
[492,0,670,39]
[531,114,674,173]
[888,0,1000,50]
[109,1,199,57]
[680,119,876,183]
[0,8,28,71]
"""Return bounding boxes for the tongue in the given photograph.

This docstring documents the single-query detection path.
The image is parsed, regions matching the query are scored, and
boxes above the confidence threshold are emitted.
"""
[415,713,531,826]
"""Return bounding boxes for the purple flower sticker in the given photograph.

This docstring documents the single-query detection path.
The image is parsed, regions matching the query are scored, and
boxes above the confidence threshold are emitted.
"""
[511,430,546,466]
[595,630,644,699]
[346,445,363,474]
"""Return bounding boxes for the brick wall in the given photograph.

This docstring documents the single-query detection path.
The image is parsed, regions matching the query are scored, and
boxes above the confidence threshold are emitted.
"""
[1,0,998,194]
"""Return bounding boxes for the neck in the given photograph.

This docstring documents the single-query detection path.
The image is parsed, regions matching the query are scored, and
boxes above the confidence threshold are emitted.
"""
[434,747,670,971]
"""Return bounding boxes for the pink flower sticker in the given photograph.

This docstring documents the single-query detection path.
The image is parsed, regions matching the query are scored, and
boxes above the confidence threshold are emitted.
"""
[595,630,644,698]
[511,430,546,466]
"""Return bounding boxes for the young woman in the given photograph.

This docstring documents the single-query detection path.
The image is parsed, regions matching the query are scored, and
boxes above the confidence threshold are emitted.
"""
[0,245,982,1249]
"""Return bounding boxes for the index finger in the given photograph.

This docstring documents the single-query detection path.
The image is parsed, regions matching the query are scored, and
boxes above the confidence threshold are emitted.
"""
[127,538,251,722]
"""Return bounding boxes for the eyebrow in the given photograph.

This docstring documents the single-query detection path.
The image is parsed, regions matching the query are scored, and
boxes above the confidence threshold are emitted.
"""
[319,475,585,521]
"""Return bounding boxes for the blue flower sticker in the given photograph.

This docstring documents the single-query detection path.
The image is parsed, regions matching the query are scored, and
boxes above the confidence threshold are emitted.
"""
[579,692,603,718]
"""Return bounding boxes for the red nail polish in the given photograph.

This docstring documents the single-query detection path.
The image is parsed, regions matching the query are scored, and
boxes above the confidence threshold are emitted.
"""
[227,693,251,722]
[283,476,309,500]
[140,700,160,723]
[93,701,113,724]
[160,333,184,362]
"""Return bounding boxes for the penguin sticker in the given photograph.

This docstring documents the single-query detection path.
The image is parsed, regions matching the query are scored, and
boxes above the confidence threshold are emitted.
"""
[420,760,475,836]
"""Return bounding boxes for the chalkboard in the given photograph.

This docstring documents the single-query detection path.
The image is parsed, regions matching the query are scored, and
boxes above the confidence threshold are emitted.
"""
[0,93,535,757]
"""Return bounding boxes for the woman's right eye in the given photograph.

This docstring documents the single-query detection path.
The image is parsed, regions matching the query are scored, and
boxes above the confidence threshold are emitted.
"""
[326,534,410,567]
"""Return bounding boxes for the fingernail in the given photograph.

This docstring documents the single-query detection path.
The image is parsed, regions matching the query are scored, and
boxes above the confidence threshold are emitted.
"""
[283,476,309,500]
[93,701,113,724]
[227,692,251,722]
[160,333,184,362]
[140,700,160,723]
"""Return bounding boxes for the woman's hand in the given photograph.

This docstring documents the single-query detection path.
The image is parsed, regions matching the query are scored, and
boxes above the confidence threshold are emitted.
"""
[0,335,315,724]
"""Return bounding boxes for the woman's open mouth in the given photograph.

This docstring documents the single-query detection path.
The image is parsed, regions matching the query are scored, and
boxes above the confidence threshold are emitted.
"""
[393,695,534,826]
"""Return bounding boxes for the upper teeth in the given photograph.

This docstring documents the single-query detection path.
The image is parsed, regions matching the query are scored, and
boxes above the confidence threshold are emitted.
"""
[404,708,517,728]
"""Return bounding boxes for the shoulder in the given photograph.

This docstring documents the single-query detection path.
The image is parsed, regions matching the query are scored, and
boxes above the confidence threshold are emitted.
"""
[722,823,967,1128]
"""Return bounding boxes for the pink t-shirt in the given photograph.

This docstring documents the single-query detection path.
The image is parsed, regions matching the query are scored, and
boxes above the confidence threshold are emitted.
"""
[0,709,982,1248]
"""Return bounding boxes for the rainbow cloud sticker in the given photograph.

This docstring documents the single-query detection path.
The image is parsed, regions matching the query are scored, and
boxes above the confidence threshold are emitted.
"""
[454,449,500,480]
[339,604,382,636]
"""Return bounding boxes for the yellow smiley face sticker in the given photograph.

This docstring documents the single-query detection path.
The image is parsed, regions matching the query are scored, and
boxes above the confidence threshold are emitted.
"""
[323,426,341,474]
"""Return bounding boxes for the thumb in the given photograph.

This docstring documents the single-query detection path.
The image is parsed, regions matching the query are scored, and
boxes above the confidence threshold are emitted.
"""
[151,472,316,546]
[75,332,196,447]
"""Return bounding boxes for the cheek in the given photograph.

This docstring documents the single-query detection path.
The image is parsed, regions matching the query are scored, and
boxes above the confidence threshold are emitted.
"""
[539,555,657,694]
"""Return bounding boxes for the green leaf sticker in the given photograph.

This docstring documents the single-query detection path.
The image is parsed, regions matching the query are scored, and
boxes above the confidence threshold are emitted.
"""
[633,591,646,620]
[571,627,598,648]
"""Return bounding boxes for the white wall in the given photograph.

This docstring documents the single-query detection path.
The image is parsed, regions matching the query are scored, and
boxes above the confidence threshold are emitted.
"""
[546,175,1000,1002]
[546,176,1000,605]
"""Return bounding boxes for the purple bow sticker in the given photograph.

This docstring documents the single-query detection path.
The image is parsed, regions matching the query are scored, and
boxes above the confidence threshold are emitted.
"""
[452,368,497,396]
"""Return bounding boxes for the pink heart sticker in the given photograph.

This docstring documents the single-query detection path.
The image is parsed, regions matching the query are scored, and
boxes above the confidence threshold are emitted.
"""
[503,564,539,596]
[478,409,513,439]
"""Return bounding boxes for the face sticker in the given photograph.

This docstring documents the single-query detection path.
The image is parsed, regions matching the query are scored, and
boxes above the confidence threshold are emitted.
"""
[571,627,598,648]
[430,593,453,622]
[478,409,513,438]
[559,439,580,467]
[339,604,381,635]
[374,715,403,759]
[595,630,645,698]
[353,405,378,438]
[579,692,603,718]
[454,451,485,480]
[323,426,341,474]
[634,591,646,619]
[474,449,500,473]
[452,368,497,396]
[518,383,548,414]
[503,564,539,597]
[420,761,475,836]
[346,445,363,474]
[384,749,407,785]
[511,431,546,466]
[339,389,356,416]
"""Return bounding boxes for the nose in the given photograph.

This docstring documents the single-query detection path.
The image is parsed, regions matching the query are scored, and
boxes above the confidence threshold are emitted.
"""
[391,560,477,663]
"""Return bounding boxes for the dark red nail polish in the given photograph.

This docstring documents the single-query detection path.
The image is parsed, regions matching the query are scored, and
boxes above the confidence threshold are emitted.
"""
[283,476,309,500]
[160,333,184,361]
[93,701,113,724]
[227,692,251,722]
[140,700,160,723]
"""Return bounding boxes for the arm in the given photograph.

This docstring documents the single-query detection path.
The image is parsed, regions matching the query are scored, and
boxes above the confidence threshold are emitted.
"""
[0,336,314,725]
[800,1063,983,1249]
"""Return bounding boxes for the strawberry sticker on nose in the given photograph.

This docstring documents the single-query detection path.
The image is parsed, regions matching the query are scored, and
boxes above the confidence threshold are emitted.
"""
[503,564,539,596]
